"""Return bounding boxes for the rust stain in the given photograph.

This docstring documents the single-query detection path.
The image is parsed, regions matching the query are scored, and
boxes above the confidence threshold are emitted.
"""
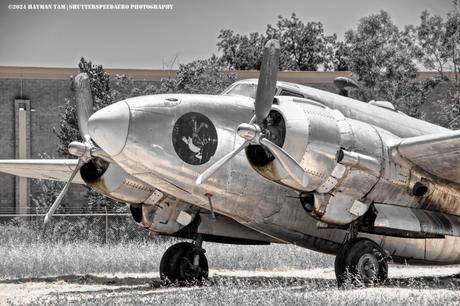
[165,197,181,223]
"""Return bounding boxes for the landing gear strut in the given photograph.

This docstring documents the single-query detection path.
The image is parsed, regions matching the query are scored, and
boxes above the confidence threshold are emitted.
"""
[334,238,388,286]
[159,236,209,283]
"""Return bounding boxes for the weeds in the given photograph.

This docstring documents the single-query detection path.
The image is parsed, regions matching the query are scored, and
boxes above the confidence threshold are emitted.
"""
[1,222,459,305]
[0,221,333,280]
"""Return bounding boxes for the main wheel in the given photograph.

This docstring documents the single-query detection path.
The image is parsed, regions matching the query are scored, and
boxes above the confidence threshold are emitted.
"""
[159,242,208,283]
[335,239,388,287]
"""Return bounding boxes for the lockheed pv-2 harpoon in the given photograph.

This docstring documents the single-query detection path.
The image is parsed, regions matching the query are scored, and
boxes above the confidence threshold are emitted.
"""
[2,40,460,285]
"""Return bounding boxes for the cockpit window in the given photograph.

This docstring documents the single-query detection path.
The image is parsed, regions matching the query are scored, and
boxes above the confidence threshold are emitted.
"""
[279,89,304,98]
[223,83,258,99]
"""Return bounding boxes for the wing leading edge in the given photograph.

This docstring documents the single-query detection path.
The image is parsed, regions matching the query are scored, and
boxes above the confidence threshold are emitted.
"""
[0,159,84,184]
[396,130,460,184]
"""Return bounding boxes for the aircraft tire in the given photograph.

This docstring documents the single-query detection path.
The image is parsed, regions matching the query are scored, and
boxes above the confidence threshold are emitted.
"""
[159,242,208,283]
[334,238,388,287]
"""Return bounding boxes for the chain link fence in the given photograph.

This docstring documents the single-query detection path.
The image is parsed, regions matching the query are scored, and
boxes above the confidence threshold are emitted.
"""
[0,206,154,244]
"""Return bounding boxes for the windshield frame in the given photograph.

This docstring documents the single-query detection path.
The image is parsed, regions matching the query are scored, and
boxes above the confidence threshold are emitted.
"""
[221,82,258,99]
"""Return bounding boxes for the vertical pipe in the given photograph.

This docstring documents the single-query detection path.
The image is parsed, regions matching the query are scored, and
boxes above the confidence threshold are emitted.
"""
[18,108,27,214]
[15,100,30,215]
[105,206,108,244]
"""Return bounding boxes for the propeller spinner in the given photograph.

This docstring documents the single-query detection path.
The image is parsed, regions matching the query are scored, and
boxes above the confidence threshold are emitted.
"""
[196,39,309,187]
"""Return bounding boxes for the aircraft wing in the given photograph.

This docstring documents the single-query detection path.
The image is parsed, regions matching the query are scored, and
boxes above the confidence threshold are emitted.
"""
[396,130,460,184]
[0,159,85,184]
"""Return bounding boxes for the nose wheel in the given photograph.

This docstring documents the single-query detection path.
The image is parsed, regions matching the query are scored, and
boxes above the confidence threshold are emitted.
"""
[334,238,388,287]
[159,238,209,283]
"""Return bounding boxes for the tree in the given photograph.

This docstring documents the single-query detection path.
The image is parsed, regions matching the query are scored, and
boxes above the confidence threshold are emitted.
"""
[174,55,236,94]
[217,29,264,70]
[266,13,337,71]
[344,11,417,89]
[445,0,460,81]
[111,74,143,101]
[342,10,434,117]
[415,2,460,81]
[113,55,236,98]
[412,2,460,127]
[218,13,337,71]
[333,41,350,71]
[416,10,451,79]
[437,81,460,128]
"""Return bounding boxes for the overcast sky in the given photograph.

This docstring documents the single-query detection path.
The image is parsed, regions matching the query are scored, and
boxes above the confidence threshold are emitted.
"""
[0,0,453,69]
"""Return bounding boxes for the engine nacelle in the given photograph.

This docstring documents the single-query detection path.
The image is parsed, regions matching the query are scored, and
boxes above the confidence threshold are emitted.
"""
[80,158,158,204]
[246,97,388,226]
[246,97,340,192]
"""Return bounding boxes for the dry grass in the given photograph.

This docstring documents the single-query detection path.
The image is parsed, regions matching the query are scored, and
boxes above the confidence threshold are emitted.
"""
[1,222,459,306]
[7,276,460,306]
[0,221,332,279]
[0,240,333,279]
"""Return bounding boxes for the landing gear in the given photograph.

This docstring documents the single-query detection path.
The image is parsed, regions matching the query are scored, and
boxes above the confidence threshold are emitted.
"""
[335,238,388,287]
[159,237,208,283]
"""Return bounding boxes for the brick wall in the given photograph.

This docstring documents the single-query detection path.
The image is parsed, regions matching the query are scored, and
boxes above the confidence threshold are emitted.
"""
[0,78,90,212]
[0,79,18,212]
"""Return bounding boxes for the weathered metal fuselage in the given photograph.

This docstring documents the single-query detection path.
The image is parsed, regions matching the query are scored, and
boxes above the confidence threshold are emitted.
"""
[90,88,460,265]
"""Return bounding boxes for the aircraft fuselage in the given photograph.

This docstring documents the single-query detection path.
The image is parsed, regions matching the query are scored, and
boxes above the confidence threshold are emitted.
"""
[87,89,460,265]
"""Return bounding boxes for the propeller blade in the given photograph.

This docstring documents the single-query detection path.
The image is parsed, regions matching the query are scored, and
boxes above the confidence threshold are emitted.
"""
[259,138,309,187]
[196,141,250,185]
[44,158,84,225]
[254,39,280,123]
[74,73,94,141]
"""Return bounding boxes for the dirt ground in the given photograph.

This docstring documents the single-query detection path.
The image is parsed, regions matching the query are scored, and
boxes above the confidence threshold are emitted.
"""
[1,265,459,305]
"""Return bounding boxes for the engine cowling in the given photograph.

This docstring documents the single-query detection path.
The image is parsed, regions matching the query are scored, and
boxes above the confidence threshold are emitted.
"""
[80,158,158,204]
[246,96,386,226]
[246,97,340,192]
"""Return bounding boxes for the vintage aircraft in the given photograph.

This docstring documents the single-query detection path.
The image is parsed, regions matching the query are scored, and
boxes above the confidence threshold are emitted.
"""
[1,39,460,286]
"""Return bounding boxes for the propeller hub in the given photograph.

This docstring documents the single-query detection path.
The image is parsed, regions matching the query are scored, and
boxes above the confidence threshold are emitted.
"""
[68,141,92,160]
[237,123,261,143]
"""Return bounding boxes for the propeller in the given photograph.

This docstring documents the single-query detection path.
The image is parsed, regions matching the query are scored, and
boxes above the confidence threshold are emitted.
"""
[254,39,279,123]
[74,73,94,142]
[196,39,309,188]
[195,141,250,185]
[44,158,84,224]
[43,73,96,225]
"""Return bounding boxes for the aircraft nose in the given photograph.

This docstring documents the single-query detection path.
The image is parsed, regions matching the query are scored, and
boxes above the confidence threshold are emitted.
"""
[88,100,130,156]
